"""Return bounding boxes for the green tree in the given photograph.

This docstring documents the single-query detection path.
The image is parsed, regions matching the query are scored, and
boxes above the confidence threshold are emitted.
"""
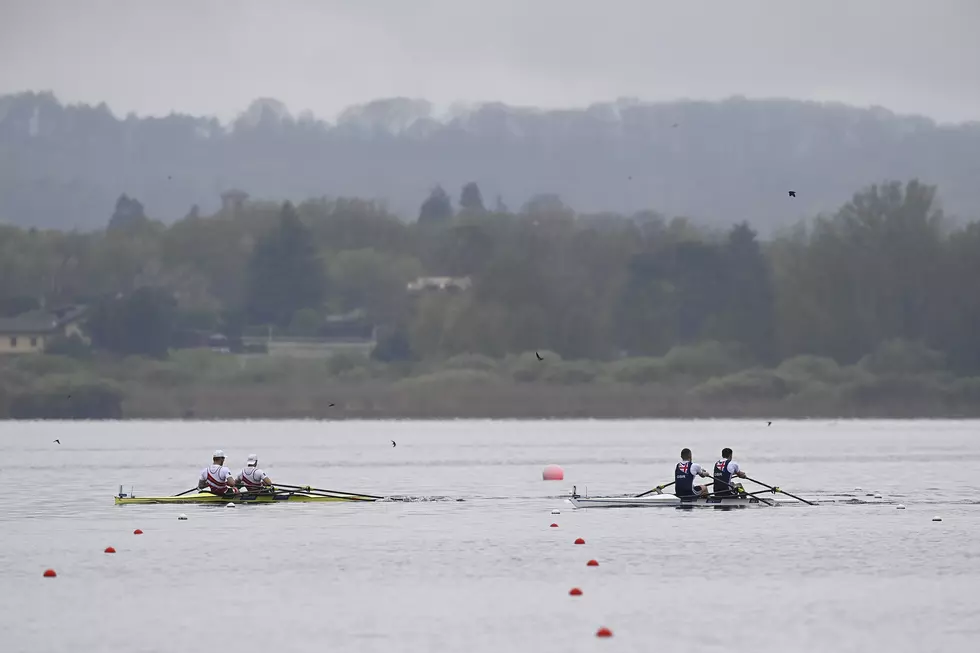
[245,202,326,326]
[418,186,453,226]
[459,182,485,213]
[88,286,177,358]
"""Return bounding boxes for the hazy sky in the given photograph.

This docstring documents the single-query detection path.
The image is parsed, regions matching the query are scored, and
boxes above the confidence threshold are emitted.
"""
[2,0,979,124]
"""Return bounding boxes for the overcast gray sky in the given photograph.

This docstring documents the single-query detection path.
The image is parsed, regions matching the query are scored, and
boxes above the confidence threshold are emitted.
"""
[2,0,978,124]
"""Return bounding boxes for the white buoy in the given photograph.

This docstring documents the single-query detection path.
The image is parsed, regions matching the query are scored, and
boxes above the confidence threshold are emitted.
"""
[178,514,188,520]
[896,504,906,510]
[932,516,942,522]
[551,509,560,515]
[226,503,235,508]
[874,494,883,499]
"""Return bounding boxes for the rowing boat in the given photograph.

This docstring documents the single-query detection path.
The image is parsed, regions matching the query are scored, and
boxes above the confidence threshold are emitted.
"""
[114,488,377,505]
[567,493,795,509]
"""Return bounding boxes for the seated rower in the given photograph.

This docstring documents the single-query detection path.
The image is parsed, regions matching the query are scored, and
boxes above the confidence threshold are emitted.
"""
[713,447,747,498]
[236,453,273,493]
[198,449,239,496]
[675,448,711,499]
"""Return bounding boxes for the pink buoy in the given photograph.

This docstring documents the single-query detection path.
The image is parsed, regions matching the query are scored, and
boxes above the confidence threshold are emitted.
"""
[542,464,564,481]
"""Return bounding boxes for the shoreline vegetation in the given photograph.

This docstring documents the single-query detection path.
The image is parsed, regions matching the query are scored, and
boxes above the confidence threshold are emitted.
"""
[3,164,980,419]
[3,345,980,420]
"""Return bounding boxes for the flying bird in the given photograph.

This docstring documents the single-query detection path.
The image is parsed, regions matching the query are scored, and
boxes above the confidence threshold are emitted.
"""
[391,440,396,447]
[788,191,797,198]
[535,352,543,361]
[328,403,335,407]
[53,439,60,444]
[767,421,772,426]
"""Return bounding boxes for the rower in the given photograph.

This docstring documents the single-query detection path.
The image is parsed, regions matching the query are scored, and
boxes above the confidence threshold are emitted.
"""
[198,450,239,496]
[235,453,273,493]
[712,447,747,498]
[675,448,711,498]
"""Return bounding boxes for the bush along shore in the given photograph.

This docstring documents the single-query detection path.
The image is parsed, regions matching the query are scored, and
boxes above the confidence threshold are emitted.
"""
[2,343,979,420]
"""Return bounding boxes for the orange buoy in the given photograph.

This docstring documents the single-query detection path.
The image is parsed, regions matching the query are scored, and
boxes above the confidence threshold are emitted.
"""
[569,587,583,596]
[574,537,585,544]
[43,569,57,578]
[104,547,116,554]
[587,559,599,566]
[542,464,564,481]
[133,529,143,535]
[596,627,613,638]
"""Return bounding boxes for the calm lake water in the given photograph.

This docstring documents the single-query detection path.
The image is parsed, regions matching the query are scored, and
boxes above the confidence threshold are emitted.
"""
[2,419,978,653]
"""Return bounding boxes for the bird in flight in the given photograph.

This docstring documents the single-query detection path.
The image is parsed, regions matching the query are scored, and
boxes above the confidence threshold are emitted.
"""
[788,190,797,198]
[535,352,543,361]
[328,403,335,407]
[391,440,396,447]
[53,439,60,444]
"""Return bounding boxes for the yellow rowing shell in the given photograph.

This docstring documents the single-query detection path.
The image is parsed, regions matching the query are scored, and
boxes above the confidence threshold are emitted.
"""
[114,491,376,505]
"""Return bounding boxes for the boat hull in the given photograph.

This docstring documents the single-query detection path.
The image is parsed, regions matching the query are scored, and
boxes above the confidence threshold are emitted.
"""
[568,494,789,509]
[114,491,374,505]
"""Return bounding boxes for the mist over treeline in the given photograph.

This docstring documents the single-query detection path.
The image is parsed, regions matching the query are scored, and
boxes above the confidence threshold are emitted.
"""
[2,91,978,232]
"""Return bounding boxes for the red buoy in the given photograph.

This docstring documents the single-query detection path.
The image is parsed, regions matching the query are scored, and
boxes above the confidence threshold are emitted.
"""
[574,537,585,544]
[550,523,558,528]
[104,547,116,554]
[569,587,583,596]
[587,559,599,566]
[43,569,57,578]
[133,529,143,535]
[542,464,564,481]
[596,627,613,638]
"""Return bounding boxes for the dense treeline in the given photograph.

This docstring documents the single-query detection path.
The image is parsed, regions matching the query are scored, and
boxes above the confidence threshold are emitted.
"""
[3,91,980,233]
[2,178,979,377]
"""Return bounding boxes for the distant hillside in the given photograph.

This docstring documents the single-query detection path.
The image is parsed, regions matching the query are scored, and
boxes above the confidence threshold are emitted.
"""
[1,91,978,232]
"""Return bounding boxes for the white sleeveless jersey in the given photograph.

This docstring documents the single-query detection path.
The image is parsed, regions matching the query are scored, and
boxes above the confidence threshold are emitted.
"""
[201,464,233,493]
[237,466,268,489]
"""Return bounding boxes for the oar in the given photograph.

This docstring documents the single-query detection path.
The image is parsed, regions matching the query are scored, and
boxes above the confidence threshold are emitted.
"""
[285,487,376,502]
[276,483,383,500]
[712,477,775,506]
[636,481,675,497]
[744,476,815,506]
[174,487,201,497]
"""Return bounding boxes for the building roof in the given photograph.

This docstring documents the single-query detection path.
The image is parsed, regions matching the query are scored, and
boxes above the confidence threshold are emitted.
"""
[0,304,88,335]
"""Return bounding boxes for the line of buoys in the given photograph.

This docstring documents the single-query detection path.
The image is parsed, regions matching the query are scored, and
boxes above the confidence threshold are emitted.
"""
[543,467,611,640]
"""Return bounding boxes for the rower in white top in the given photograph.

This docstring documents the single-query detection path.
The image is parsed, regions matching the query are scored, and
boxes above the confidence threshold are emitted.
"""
[712,447,748,498]
[236,453,273,493]
[199,450,240,497]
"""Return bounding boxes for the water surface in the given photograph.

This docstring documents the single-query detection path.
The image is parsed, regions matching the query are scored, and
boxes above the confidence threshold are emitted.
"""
[2,419,977,653]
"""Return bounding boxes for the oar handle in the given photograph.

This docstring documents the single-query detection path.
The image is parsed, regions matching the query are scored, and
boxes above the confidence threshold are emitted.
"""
[174,487,201,497]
